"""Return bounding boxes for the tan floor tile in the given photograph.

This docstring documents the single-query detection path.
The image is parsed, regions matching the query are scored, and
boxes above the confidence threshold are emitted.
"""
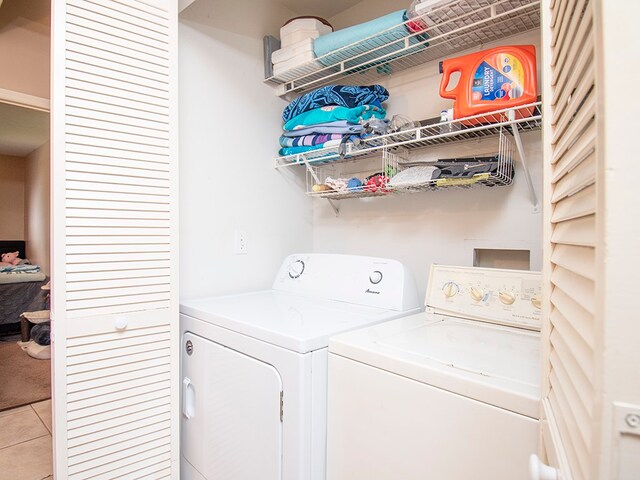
[0,435,52,480]
[31,400,52,434]
[0,408,49,450]
[0,405,31,419]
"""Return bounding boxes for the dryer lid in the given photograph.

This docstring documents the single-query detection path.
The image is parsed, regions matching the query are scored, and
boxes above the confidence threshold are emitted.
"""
[329,313,541,418]
[180,290,419,354]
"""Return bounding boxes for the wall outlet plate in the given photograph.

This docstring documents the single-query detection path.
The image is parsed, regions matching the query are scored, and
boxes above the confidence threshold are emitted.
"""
[234,230,247,255]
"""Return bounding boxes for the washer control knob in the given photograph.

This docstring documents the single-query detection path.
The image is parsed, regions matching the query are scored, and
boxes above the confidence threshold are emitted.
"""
[469,287,484,302]
[288,260,305,279]
[442,282,459,298]
[531,295,542,310]
[499,291,516,305]
[369,270,383,284]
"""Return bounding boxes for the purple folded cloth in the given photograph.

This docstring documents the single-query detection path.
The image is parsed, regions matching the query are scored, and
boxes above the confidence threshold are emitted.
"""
[279,133,344,147]
[283,121,364,137]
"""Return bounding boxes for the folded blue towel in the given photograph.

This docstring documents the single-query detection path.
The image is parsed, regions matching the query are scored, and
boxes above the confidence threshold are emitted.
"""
[313,10,427,70]
[283,105,386,132]
[282,85,389,123]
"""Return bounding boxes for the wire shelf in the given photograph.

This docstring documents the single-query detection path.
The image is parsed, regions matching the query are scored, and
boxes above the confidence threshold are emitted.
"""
[276,101,541,169]
[306,126,516,200]
[266,0,540,98]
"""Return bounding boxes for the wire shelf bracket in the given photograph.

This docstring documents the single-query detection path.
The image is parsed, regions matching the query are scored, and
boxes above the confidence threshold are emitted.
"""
[507,109,539,212]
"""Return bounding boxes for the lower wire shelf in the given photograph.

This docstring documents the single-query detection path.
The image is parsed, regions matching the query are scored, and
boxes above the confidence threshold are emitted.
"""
[306,125,516,200]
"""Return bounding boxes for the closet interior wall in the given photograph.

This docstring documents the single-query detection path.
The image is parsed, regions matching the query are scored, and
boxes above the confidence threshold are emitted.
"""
[178,0,313,300]
[179,0,543,298]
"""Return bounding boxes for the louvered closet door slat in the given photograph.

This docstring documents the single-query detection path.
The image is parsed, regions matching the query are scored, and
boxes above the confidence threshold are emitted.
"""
[551,152,595,201]
[549,0,573,48]
[551,184,595,223]
[66,107,169,133]
[551,0,585,67]
[66,3,169,46]
[52,0,177,477]
[549,308,593,383]
[66,88,170,119]
[66,32,169,70]
[551,214,595,247]
[66,48,169,84]
[550,244,595,281]
[551,0,588,69]
[548,388,587,480]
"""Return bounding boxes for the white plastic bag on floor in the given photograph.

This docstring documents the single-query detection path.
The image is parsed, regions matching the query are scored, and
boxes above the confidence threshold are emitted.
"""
[17,340,51,360]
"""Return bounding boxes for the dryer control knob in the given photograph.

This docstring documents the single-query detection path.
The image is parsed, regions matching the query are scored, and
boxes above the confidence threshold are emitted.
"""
[288,260,305,279]
[531,295,542,309]
[369,271,383,284]
[442,282,459,298]
[469,287,484,302]
[499,291,516,305]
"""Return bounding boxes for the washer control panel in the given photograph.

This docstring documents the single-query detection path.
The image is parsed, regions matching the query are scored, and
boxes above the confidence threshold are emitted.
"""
[425,264,542,330]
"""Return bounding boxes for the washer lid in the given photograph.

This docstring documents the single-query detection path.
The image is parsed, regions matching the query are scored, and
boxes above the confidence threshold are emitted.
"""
[180,290,418,354]
[329,313,540,418]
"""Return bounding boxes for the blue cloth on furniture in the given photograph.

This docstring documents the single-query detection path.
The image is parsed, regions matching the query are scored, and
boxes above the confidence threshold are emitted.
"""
[282,85,389,122]
[283,104,386,131]
[313,10,427,70]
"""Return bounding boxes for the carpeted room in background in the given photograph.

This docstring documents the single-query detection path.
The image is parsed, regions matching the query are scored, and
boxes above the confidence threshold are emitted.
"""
[0,342,50,411]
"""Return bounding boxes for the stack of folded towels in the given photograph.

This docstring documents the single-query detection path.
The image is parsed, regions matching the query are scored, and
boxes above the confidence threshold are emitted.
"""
[279,84,390,158]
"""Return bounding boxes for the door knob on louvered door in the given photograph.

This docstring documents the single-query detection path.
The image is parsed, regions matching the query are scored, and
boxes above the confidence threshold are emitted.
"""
[529,454,559,480]
[114,317,128,330]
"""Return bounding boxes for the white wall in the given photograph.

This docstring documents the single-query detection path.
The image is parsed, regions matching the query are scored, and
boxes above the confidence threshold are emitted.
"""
[0,0,50,99]
[179,0,543,300]
[25,141,50,275]
[178,0,313,300]
[0,154,25,240]
[311,10,544,296]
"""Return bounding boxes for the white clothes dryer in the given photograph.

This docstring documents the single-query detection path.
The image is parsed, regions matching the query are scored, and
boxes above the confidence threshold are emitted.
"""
[327,264,542,480]
[180,254,420,480]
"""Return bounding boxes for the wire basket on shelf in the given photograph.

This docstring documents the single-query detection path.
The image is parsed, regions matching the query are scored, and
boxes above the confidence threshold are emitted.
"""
[306,125,515,199]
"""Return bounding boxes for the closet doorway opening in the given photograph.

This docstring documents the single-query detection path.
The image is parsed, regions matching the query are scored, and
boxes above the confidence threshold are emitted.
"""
[0,0,53,477]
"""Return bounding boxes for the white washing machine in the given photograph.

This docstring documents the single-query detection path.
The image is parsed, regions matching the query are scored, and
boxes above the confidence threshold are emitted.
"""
[327,264,542,480]
[180,254,421,480]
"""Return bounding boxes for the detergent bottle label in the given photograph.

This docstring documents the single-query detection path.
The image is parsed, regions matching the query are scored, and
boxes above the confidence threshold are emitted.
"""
[472,53,526,102]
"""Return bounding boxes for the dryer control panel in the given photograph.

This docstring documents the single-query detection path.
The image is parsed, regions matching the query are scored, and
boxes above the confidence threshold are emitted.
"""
[272,254,421,312]
[425,265,542,331]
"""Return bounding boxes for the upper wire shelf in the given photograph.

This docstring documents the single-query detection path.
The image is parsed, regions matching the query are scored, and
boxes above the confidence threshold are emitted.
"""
[275,101,542,168]
[266,0,541,98]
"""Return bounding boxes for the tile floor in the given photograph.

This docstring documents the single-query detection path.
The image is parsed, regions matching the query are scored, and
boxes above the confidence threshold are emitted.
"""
[0,400,53,480]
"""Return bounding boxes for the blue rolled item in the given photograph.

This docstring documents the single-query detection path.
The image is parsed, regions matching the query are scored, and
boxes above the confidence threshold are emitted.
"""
[282,85,389,123]
[313,10,428,71]
[347,178,363,190]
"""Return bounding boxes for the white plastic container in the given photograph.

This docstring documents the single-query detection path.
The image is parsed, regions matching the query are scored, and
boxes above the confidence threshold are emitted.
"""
[280,17,332,48]
[282,29,323,47]
[273,55,319,77]
[272,38,315,64]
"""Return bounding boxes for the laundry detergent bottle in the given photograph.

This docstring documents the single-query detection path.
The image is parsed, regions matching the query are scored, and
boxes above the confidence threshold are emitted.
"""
[439,45,537,124]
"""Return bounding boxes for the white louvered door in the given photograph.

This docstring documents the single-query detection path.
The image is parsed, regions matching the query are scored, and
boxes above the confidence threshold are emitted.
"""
[51,0,179,478]
[541,0,596,478]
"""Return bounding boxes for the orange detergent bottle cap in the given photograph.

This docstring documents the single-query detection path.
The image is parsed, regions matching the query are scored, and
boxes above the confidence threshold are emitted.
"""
[439,45,537,123]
